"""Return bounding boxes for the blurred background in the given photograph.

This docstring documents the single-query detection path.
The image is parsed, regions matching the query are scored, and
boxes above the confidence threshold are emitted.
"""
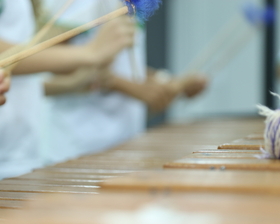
[146,0,278,124]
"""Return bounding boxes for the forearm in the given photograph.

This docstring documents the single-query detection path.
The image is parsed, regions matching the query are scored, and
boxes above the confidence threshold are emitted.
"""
[108,73,177,113]
[109,75,145,100]
[44,67,97,96]
[0,40,92,75]
[45,74,79,96]
[13,45,92,75]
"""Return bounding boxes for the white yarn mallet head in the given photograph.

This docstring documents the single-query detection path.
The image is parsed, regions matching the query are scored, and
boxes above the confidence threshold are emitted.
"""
[257,92,280,159]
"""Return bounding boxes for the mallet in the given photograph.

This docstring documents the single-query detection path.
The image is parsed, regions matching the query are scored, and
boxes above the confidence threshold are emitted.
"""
[0,0,162,69]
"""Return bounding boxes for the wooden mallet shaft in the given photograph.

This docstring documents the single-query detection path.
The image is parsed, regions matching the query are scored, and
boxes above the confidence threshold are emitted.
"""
[1,0,76,73]
[0,6,129,69]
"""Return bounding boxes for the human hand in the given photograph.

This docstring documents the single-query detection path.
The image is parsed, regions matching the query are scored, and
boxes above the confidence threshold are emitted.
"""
[0,69,10,105]
[85,16,135,67]
[137,77,177,113]
[182,74,208,98]
[93,72,177,113]
[169,73,208,98]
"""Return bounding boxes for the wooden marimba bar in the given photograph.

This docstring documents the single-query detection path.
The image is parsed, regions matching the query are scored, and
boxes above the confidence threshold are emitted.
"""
[3,117,280,224]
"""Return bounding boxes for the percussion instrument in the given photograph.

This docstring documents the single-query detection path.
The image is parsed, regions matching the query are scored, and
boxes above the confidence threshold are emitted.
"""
[2,117,278,224]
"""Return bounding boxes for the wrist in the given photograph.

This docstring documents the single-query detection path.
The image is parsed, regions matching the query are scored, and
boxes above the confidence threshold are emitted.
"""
[76,46,98,67]
[78,45,114,68]
[95,69,117,91]
[105,74,143,99]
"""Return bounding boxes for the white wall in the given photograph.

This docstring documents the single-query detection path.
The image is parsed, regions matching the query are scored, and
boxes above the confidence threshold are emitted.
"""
[167,0,264,122]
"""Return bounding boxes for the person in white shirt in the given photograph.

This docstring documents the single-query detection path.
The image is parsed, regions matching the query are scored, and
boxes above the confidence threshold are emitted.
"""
[42,0,208,164]
[0,0,133,179]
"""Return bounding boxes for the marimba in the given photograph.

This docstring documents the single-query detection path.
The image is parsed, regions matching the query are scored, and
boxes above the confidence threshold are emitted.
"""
[2,117,279,223]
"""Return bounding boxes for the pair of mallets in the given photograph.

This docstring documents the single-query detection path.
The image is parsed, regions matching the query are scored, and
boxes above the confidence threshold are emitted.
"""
[0,0,162,72]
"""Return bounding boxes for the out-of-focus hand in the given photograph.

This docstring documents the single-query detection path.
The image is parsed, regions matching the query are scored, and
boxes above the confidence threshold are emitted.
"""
[85,16,135,67]
[96,72,176,113]
[136,77,177,113]
[181,74,208,98]
[167,73,208,98]
[92,70,197,113]
[0,69,10,105]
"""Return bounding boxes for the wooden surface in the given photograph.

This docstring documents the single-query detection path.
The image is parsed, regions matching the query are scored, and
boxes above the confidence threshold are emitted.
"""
[189,152,260,159]
[218,138,264,150]
[163,124,272,171]
[2,192,280,224]
[102,169,280,194]
[245,134,264,140]
[193,149,261,154]
[0,117,274,224]
[164,158,280,171]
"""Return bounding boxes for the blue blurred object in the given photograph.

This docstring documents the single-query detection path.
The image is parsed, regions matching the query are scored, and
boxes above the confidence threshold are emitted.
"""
[264,6,275,24]
[123,0,162,21]
[243,2,275,26]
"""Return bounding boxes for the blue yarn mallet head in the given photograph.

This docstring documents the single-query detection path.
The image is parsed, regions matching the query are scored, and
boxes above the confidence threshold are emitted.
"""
[243,2,275,27]
[123,0,162,21]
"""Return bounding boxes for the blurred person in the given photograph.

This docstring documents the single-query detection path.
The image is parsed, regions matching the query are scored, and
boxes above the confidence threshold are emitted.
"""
[0,0,40,179]
[42,0,208,164]
[0,0,132,179]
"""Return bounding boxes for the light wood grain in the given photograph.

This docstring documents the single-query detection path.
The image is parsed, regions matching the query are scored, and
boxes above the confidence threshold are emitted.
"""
[102,170,280,194]
[164,158,280,171]
[189,152,260,159]
[0,117,268,222]
[3,192,280,224]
